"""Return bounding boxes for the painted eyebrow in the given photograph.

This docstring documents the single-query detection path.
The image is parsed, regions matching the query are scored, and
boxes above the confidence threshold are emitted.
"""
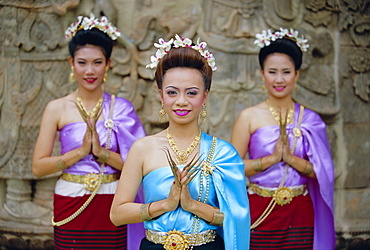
[165,86,200,91]
[267,67,292,71]
[76,58,105,61]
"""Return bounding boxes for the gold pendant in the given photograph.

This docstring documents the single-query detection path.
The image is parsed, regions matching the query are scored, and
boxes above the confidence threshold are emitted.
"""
[176,150,188,164]
[293,127,302,137]
[162,230,189,250]
[273,186,293,206]
[83,173,100,192]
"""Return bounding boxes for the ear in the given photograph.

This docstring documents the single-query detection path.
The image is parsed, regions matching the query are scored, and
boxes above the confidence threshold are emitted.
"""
[158,89,164,103]
[203,90,209,104]
[106,58,111,68]
[295,69,300,82]
[68,56,74,67]
[260,69,265,81]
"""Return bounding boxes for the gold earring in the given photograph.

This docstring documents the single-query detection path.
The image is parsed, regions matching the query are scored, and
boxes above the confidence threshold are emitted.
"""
[70,66,75,83]
[199,103,207,123]
[158,102,167,123]
[261,84,266,91]
[103,67,109,82]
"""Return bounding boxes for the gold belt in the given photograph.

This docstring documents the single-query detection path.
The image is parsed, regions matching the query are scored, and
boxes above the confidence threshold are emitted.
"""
[61,172,120,191]
[249,183,306,206]
[146,229,216,250]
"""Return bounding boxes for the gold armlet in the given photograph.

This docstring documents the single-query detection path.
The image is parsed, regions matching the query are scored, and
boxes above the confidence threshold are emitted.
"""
[56,159,68,171]
[302,161,313,176]
[97,148,110,163]
[252,158,263,172]
[139,203,153,221]
[210,211,224,226]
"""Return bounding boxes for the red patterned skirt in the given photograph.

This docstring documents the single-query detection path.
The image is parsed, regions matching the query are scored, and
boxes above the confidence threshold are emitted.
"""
[53,191,126,249]
[249,193,314,249]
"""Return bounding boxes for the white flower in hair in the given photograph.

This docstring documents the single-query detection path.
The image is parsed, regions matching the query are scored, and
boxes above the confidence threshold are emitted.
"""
[154,38,173,52]
[146,34,217,71]
[65,13,121,41]
[173,34,192,48]
[193,38,208,54]
[254,27,309,52]
[254,29,273,48]
[147,49,167,69]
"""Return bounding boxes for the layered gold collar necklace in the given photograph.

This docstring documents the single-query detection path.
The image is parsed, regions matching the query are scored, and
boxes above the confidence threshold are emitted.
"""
[266,99,294,125]
[166,128,201,165]
[76,96,103,118]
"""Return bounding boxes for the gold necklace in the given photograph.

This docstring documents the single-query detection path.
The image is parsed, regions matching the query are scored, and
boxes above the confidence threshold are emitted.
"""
[266,99,294,125]
[166,128,201,165]
[76,97,103,118]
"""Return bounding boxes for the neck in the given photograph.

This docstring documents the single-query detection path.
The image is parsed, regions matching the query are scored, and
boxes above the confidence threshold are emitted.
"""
[76,88,104,101]
[167,123,201,140]
[267,96,293,110]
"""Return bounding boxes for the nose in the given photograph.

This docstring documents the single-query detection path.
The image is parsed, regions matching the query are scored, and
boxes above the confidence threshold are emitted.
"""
[175,93,188,106]
[276,72,284,83]
[86,64,94,75]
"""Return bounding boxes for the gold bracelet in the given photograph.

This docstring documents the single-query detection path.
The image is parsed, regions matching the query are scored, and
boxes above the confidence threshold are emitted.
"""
[210,211,224,226]
[56,159,67,171]
[302,161,313,176]
[139,203,152,221]
[252,158,263,172]
[97,148,110,163]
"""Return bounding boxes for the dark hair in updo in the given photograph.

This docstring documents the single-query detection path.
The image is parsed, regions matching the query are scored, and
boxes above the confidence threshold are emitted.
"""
[68,28,113,59]
[258,38,302,70]
[155,46,213,91]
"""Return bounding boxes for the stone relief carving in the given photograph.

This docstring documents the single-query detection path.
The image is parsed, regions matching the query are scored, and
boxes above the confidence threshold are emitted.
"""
[305,0,370,103]
[350,48,370,102]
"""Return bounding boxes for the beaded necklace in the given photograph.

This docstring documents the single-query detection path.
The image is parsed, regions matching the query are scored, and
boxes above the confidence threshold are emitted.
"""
[190,136,217,248]
[166,129,201,165]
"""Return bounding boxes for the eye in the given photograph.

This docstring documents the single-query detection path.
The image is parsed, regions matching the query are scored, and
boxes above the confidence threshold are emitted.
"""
[77,61,86,65]
[187,90,198,96]
[166,90,178,96]
[95,61,103,65]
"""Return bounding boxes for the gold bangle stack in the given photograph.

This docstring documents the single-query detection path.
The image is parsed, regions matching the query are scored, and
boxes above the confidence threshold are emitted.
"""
[210,211,224,226]
[56,159,68,171]
[302,161,313,176]
[252,158,263,172]
[97,148,110,163]
[140,203,153,221]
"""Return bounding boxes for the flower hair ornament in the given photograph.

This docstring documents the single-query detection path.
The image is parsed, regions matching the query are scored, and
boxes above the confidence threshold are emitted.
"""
[254,28,309,52]
[146,34,217,71]
[65,13,121,41]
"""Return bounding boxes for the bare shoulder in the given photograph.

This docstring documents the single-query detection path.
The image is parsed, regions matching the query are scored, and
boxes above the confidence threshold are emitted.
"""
[132,131,164,149]
[237,102,266,121]
[44,94,73,114]
[130,131,167,157]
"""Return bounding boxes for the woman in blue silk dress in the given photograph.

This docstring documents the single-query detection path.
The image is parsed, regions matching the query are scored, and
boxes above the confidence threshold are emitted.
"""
[32,14,145,249]
[110,35,250,250]
[231,28,335,249]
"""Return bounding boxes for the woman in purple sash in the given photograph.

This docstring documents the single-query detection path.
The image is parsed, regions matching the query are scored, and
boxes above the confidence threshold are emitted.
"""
[231,28,335,249]
[32,14,145,249]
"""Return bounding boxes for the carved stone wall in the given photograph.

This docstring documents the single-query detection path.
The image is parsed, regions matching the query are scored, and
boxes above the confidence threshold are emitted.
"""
[0,0,369,249]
